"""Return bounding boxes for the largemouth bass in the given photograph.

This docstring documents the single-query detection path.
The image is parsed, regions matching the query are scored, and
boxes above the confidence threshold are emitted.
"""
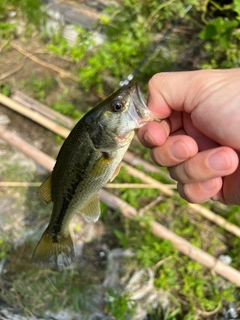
[32,83,156,267]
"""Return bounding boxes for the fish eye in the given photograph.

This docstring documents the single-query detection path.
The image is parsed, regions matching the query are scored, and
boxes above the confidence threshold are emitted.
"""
[111,100,124,112]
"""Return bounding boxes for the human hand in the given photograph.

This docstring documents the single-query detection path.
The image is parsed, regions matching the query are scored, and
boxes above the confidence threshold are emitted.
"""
[138,69,240,205]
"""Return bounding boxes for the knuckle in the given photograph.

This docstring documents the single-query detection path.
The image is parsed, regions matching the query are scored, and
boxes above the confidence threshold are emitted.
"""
[151,147,172,167]
[183,160,196,182]
[177,183,194,203]
[169,166,177,180]
[179,183,203,203]
[179,183,195,202]
[149,72,167,90]
[169,161,196,184]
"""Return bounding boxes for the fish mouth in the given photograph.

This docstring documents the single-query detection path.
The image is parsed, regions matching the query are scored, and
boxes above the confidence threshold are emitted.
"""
[129,83,160,128]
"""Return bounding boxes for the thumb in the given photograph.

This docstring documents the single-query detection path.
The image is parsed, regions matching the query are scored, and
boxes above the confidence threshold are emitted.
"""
[147,69,240,115]
[147,70,202,118]
[147,69,240,150]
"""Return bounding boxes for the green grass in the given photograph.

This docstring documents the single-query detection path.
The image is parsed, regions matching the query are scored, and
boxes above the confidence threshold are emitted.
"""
[50,89,82,119]
[19,73,54,103]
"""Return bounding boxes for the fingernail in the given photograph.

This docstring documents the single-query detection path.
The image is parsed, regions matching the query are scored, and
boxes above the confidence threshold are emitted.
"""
[208,151,231,171]
[170,141,189,160]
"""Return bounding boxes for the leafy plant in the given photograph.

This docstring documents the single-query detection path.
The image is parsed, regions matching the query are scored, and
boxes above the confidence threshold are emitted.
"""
[0,84,11,96]
[1,0,45,27]
[199,0,240,68]
[0,237,10,259]
[113,229,129,248]
[200,17,238,48]
[0,21,16,40]
[47,26,94,63]
[105,290,136,320]
[44,0,240,94]
[51,99,81,119]
[46,0,196,93]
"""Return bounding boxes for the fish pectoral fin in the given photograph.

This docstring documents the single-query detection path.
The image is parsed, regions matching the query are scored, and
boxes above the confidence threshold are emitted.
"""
[91,154,113,178]
[32,230,74,268]
[109,161,122,182]
[38,175,52,204]
[78,194,101,223]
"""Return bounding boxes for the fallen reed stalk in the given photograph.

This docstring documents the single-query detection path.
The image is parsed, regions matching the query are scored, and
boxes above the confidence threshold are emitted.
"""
[0,94,69,139]
[0,181,176,189]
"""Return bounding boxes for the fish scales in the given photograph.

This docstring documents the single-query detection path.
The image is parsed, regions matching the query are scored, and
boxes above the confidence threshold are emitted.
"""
[32,83,158,267]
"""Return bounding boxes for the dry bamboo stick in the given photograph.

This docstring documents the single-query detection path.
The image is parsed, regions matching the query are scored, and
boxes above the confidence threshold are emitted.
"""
[138,195,163,216]
[0,181,176,189]
[10,42,79,82]
[0,182,41,187]
[124,151,159,173]
[0,93,70,138]
[1,126,240,286]
[0,126,55,171]
[188,203,240,234]
[105,183,176,189]
[124,150,175,183]
[123,163,174,197]
[0,40,9,53]
[11,90,75,129]
[123,163,240,238]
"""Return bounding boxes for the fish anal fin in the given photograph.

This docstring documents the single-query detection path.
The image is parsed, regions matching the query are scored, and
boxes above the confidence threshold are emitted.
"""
[78,194,100,223]
[38,175,52,204]
[32,230,74,268]
[109,161,122,182]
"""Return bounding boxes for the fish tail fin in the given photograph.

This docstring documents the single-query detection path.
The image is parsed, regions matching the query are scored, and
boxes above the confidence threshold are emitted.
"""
[32,230,75,268]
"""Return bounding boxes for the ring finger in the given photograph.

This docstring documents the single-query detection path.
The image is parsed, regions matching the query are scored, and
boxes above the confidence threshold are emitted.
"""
[169,146,238,184]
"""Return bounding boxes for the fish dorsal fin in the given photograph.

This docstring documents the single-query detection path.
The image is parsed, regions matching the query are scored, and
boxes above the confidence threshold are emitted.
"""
[78,194,101,223]
[109,161,122,182]
[38,175,52,204]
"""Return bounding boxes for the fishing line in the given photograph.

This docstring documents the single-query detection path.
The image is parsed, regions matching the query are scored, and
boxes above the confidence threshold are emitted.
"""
[119,4,193,87]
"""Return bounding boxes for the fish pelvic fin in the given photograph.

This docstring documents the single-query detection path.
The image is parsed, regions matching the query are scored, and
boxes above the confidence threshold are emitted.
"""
[109,161,122,182]
[32,230,74,268]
